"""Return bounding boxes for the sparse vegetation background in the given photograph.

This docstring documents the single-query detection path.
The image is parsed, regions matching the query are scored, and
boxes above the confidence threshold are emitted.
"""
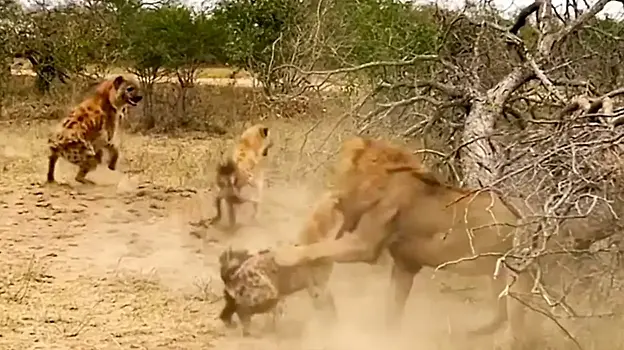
[2,0,624,348]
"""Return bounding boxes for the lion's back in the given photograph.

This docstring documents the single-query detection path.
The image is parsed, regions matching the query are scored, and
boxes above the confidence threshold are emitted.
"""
[332,136,425,208]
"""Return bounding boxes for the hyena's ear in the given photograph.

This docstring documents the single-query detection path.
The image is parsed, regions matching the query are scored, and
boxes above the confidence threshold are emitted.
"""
[259,126,269,138]
[113,75,125,90]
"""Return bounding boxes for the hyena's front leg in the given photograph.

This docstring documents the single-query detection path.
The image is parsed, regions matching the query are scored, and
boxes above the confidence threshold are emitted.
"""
[105,143,119,171]
[226,195,239,228]
[209,195,224,225]
[249,172,264,218]
[94,148,104,164]
[219,291,238,329]
[47,146,60,183]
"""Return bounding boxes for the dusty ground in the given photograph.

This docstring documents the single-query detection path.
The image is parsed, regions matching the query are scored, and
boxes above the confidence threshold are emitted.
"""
[0,116,612,349]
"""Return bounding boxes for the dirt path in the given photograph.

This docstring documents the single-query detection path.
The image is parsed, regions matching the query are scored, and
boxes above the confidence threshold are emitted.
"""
[9,67,344,91]
[0,122,513,350]
[0,181,509,349]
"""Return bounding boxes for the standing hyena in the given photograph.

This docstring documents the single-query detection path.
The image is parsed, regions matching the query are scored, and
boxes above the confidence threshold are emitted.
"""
[46,75,142,185]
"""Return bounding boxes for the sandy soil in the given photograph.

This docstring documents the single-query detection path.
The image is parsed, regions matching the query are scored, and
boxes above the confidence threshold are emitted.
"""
[0,119,558,350]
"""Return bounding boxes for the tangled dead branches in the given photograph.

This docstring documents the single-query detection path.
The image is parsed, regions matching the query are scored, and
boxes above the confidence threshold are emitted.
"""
[497,88,624,248]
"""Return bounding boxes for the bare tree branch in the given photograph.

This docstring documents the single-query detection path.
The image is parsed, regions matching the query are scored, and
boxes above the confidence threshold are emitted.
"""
[380,79,468,99]
[540,0,616,56]
[510,0,543,35]
[528,55,566,103]
[272,55,439,77]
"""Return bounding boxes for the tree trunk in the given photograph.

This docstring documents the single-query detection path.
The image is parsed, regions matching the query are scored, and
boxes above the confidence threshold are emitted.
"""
[460,97,499,188]
[459,0,616,189]
[142,82,155,130]
[460,67,533,188]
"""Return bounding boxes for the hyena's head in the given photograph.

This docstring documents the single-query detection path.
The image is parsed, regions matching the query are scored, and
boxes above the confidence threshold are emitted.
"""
[98,75,143,110]
[218,247,253,282]
[240,123,273,157]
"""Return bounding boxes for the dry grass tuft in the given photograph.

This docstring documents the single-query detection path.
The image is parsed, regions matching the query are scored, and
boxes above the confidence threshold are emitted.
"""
[0,259,222,349]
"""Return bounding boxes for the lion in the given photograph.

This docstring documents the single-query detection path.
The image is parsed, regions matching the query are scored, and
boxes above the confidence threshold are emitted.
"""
[208,124,272,227]
[47,75,142,185]
[275,136,534,344]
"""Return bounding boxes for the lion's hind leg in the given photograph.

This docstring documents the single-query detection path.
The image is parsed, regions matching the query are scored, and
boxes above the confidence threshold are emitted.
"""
[386,261,418,330]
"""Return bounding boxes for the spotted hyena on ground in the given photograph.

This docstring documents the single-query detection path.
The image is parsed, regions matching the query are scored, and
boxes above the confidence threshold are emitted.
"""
[217,246,333,336]
[46,75,142,185]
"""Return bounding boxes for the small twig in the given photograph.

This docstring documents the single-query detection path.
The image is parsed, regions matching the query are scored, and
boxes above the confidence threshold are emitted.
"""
[357,96,442,134]
[108,333,124,349]
[298,119,323,158]
[10,254,37,303]
[66,300,102,337]
[434,252,506,272]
